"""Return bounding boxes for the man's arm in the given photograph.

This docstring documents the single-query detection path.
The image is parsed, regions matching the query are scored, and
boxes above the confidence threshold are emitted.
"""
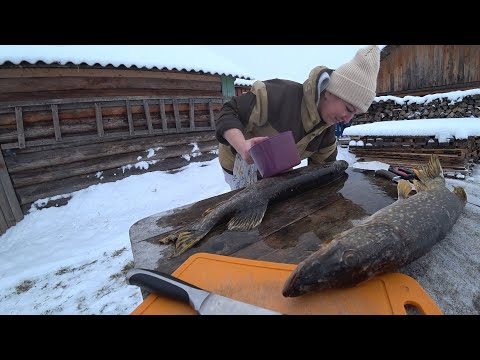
[215,92,267,164]
[215,92,256,145]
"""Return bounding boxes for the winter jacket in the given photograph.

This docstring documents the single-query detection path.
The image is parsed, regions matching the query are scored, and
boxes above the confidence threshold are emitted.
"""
[215,66,338,173]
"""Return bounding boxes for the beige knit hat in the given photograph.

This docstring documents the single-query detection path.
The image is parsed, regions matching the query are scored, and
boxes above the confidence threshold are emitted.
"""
[326,45,381,113]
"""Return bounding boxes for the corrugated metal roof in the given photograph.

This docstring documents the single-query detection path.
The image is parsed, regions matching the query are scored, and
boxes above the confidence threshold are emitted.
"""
[0,45,253,80]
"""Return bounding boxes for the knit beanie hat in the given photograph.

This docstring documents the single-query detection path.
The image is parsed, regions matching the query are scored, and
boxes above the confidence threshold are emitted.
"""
[326,45,381,113]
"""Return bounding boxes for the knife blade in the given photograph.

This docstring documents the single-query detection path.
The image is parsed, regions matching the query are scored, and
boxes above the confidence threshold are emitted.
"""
[126,268,282,315]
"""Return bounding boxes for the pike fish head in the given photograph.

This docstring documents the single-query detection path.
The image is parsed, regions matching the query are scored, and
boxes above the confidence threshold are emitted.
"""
[282,241,373,297]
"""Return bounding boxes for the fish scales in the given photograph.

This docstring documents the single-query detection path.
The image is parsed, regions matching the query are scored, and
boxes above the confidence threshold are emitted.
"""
[160,160,349,257]
[282,154,467,297]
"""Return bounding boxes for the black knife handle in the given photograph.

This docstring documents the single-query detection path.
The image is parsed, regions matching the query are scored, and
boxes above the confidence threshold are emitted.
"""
[375,169,400,182]
[126,268,202,304]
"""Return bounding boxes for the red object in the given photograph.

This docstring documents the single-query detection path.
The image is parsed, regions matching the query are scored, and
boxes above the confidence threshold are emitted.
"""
[249,131,301,178]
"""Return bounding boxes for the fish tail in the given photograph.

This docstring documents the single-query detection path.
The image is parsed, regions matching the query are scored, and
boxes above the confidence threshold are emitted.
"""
[413,154,444,189]
[452,186,467,203]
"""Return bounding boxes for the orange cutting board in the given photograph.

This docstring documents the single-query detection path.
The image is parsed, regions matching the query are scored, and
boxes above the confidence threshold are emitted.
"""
[131,253,442,315]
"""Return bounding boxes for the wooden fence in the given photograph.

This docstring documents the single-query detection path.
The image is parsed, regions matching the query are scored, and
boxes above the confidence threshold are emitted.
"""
[0,95,227,235]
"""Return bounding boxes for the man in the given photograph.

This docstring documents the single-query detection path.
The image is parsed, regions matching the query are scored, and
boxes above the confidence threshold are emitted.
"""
[215,45,381,190]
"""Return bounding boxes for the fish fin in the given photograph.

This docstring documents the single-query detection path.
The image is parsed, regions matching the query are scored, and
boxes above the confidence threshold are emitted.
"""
[170,229,209,257]
[452,186,467,203]
[202,207,213,217]
[227,203,269,231]
[203,199,228,217]
[413,179,428,192]
[397,179,412,199]
[158,227,209,257]
[413,154,444,189]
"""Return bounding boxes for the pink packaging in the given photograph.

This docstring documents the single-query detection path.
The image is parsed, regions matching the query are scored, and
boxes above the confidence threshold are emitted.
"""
[249,131,301,178]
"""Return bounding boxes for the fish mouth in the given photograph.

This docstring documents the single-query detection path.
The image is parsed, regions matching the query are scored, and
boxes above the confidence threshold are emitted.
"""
[282,270,300,297]
[282,268,323,297]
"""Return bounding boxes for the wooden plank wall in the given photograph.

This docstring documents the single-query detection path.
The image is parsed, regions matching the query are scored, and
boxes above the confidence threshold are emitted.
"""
[0,66,223,102]
[0,95,227,234]
[377,45,480,96]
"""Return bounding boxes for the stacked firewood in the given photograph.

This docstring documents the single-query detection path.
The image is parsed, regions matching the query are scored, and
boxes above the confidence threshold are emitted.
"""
[347,135,480,177]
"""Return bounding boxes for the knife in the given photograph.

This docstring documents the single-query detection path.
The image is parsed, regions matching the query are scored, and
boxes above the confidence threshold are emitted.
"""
[126,268,282,315]
[375,169,402,183]
[388,166,416,181]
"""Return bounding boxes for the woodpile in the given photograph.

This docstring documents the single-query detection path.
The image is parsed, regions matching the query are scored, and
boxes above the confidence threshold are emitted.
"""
[353,95,480,125]
[348,135,480,177]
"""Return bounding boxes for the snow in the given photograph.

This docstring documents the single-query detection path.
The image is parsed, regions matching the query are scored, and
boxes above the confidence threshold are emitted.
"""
[375,88,480,105]
[1,142,477,315]
[343,118,480,143]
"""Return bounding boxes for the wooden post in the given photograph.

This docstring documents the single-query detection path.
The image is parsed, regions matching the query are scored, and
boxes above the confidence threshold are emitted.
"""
[126,99,135,135]
[15,107,26,149]
[189,99,195,131]
[209,99,215,130]
[173,99,181,132]
[95,103,104,137]
[159,99,167,133]
[51,104,62,141]
[143,99,154,134]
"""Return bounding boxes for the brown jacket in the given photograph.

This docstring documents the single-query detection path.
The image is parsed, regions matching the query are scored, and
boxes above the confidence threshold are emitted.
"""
[216,66,338,173]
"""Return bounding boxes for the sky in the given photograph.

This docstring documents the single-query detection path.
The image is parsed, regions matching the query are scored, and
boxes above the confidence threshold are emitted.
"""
[0,45,478,315]
[205,45,372,83]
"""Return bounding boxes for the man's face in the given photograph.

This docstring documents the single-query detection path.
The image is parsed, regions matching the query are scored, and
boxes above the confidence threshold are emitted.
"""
[319,91,359,126]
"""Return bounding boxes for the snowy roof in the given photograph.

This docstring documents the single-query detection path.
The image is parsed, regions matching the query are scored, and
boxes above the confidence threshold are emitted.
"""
[0,45,253,80]
[234,78,255,86]
[343,118,480,143]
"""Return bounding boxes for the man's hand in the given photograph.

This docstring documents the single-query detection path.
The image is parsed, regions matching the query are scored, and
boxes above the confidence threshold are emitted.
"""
[241,137,269,164]
[223,128,268,164]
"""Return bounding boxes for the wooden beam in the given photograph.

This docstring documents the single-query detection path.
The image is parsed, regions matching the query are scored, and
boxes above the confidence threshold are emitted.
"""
[51,104,62,141]
[94,102,104,137]
[4,132,218,172]
[0,96,225,114]
[15,107,26,149]
[0,182,16,226]
[0,150,23,221]
[0,67,221,82]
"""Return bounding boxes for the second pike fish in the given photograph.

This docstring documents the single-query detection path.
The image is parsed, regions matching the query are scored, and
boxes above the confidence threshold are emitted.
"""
[282,155,467,297]
[160,160,349,257]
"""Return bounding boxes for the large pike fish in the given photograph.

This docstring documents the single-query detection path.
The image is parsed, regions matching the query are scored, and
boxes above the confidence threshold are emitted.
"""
[283,154,467,297]
[160,160,349,257]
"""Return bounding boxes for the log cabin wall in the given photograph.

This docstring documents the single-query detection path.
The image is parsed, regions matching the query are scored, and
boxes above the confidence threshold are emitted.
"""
[377,45,480,97]
[235,85,251,96]
[0,62,232,234]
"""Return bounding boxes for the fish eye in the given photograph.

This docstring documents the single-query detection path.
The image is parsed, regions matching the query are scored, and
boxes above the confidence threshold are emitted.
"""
[342,250,359,267]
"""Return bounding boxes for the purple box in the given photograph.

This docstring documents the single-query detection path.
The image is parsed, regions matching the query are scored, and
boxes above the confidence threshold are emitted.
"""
[249,131,301,178]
